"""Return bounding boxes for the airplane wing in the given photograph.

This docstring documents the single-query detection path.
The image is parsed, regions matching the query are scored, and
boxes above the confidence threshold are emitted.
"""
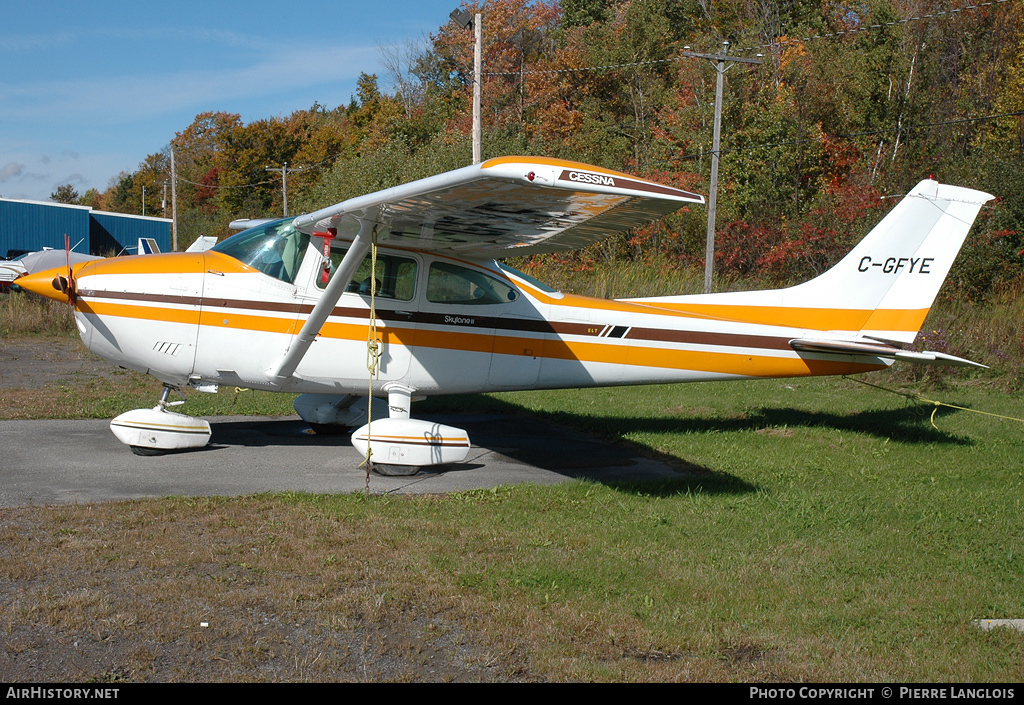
[790,338,988,369]
[228,218,277,231]
[291,156,704,258]
[20,249,102,274]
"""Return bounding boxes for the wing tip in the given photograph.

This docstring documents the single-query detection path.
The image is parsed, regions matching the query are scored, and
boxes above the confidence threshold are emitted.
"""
[482,156,704,203]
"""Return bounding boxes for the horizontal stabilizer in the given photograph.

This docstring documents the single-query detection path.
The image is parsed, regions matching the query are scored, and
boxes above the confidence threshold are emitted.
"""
[790,338,987,369]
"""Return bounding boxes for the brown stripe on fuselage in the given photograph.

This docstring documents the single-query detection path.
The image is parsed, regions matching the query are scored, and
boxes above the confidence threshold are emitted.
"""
[625,326,794,351]
[77,288,795,353]
[74,290,886,378]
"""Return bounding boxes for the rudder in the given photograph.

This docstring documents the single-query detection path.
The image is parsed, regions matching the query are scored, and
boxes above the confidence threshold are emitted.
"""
[631,179,994,343]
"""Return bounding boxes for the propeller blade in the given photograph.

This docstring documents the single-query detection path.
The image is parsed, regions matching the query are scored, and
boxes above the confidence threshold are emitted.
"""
[63,233,76,304]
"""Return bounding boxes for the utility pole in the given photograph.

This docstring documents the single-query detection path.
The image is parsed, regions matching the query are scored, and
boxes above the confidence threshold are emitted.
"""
[170,145,178,252]
[473,12,482,164]
[265,162,303,217]
[682,43,762,293]
[450,7,482,164]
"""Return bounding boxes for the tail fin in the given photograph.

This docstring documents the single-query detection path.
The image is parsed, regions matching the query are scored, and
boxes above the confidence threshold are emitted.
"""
[633,179,994,343]
[138,238,161,255]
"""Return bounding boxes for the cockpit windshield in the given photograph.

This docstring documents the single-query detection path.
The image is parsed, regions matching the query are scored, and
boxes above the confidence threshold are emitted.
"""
[211,218,310,284]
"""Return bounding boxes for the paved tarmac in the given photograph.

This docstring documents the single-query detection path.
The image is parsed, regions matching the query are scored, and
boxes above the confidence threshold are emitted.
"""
[0,413,680,506]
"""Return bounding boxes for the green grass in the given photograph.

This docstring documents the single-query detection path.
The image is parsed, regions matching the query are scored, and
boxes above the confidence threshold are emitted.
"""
[4,265,1024,680]
[4,369,1023,679]
[0,367,299,421]
[0,290,77,337]
[412,377,1024,679]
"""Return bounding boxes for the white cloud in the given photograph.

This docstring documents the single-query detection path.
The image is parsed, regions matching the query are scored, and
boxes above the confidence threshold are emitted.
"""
[58,173,88,187]
[0,8,413,202]
[0,44,379,126]
[0,162,25,181]
[0,27,252,53]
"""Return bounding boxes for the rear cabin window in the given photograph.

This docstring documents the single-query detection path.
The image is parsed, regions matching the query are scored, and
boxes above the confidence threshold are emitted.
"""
[319,249,417,301]
[426,262,520,305]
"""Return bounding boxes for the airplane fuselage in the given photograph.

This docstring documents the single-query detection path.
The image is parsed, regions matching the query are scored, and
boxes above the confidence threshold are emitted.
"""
[67,239,886,400]
[13,160,992,461]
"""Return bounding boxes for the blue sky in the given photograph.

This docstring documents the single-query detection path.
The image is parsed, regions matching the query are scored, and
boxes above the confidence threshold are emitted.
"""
[0,0,462,202]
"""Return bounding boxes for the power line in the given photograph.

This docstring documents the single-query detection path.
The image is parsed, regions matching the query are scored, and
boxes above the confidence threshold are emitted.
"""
[677,110,1024,163]
[168,108,1024,194]
[156,0,1018,193]
[479,0,1015,77]
[737,0,1015,55]
[265,162,304,217]
[172,152,345,191]
[175,176,277,189]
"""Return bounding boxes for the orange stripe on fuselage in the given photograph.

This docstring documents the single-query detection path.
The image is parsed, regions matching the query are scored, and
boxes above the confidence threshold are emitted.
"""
[622,301,929,334]
[78,289,886,379]
[79,299,298,333]
[504,334,880,378]
[197,310,302,335]
[412,328,882,378]
[502,285,918,334]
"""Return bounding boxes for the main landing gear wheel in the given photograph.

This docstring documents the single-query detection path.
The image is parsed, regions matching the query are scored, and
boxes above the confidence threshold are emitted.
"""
[308,422,349,436]
[130,445,169,457]
[350,385,471,475]
[371,463,422,477]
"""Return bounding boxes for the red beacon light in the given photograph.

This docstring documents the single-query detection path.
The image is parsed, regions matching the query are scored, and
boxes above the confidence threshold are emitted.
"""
[313,227,337,284]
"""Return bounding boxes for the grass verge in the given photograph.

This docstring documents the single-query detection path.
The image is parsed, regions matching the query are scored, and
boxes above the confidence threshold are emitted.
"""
[0,291,77,337]
[1,376,1022,681]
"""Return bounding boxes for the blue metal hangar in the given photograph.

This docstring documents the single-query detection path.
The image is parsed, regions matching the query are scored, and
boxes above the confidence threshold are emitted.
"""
[0,198,172,259]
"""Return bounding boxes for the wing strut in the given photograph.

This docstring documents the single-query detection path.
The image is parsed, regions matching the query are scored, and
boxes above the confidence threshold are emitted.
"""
[266,219,375,381]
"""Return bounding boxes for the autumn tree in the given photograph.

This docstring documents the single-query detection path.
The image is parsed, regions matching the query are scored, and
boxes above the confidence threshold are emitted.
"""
[51,184,80,204]
[92,0,1023,290]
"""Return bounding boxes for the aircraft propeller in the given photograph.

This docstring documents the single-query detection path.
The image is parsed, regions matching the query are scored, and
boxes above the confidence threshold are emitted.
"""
[51,234,76,304]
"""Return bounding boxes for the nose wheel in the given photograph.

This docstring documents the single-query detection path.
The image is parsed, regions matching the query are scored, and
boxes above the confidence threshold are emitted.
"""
[131,445,168,457]
[110,384,212,455]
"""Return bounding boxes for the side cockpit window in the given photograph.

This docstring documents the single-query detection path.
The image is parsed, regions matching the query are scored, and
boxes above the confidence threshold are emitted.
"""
[212,219,310,284]
[319,249,417,301]
[426,262,519,305]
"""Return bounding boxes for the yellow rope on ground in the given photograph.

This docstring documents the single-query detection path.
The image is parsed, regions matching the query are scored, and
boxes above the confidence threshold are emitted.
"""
[844,376,1024,430]
[359,229,381,493]
[230,387,250,407]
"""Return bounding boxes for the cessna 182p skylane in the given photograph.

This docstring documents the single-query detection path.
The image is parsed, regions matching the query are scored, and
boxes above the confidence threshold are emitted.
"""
[17,156,993,474]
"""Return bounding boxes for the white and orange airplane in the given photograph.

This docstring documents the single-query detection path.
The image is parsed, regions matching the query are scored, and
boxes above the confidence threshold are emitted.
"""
[17,157,993,474]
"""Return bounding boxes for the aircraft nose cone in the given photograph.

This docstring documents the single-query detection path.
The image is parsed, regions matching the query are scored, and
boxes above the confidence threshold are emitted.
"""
[15,266,72,304]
